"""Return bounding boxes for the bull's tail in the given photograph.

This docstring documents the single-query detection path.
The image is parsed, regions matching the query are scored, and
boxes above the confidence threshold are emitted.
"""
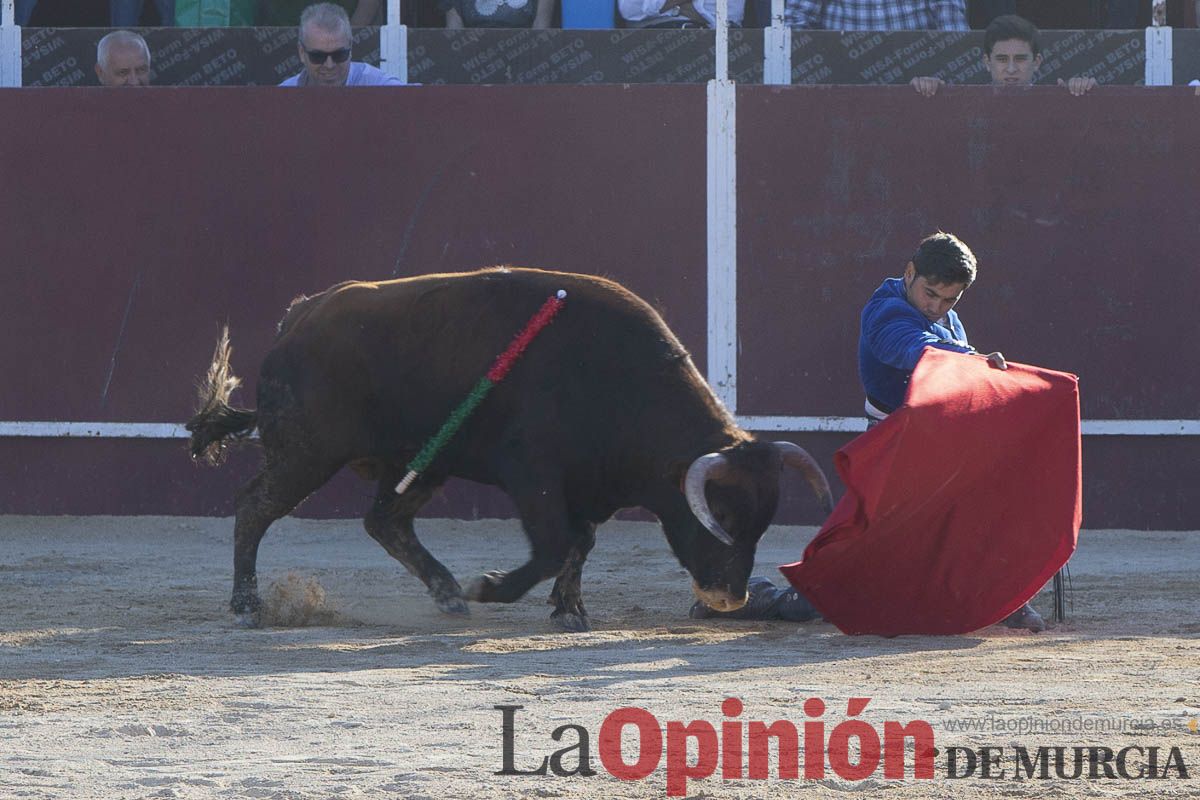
[185,327,257,465]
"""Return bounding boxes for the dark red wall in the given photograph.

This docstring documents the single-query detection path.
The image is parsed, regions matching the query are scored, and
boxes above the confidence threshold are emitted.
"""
[1,86,1195,529]
[737,86,1200,420]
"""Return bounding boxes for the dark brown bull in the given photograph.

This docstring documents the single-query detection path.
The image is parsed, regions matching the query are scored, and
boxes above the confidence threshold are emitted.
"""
[187,267,832,630]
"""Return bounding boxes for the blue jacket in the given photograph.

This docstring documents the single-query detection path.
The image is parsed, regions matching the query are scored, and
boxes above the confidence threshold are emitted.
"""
[858,277,974,412]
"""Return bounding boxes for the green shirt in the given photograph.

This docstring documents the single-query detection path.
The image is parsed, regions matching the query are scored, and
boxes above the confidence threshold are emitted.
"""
[174,0,257,25]
[257,0,359,26]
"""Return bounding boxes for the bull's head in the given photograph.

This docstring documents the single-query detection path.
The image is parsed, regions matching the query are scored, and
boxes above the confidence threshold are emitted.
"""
[674,440,833,613]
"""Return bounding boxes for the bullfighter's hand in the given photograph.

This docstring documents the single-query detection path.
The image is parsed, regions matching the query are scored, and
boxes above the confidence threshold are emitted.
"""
[986,351,1008,371]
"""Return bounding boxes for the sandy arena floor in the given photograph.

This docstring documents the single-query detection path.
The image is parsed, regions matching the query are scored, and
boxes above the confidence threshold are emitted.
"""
[1,515,1198,799]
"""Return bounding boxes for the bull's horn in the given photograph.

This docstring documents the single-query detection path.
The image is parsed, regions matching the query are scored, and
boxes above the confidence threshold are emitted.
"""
[773,441,834,513]
[684,453,735,546]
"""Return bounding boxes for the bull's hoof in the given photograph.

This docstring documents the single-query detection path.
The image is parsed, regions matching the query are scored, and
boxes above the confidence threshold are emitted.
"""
[231,593,262,628]
[551,609,590,633]
[550,594,588,632]
[435,594,470,616]
[233,610,262,628]
[465,570,507,603]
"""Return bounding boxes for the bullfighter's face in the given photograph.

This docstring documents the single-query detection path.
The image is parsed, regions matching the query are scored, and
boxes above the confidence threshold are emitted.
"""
[298,23,353,87]
[904,262,966,324]
[983,38,1041,86]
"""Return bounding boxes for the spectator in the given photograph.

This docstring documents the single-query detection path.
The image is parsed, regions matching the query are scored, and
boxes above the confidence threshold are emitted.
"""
[442,0,554,28]
[94,29,152,86]
[619,0,745,28]
[786,0,967,30]
[259,0,382,26]
[112,1,174,25]
[911,14,1097,96]
[279,2,402,86]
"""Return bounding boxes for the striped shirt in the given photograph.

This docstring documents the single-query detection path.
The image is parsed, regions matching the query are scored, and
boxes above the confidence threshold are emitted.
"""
[786,0,968,30]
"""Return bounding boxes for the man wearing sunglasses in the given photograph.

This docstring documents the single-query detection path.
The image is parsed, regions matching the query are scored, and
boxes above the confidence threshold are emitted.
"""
[280,2,403,86]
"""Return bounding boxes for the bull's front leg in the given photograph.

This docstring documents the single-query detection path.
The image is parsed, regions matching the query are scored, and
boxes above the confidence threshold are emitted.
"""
[547,521,596,632]
[466,483,578,613]
[468,479,600,628]
[466,558,566,605]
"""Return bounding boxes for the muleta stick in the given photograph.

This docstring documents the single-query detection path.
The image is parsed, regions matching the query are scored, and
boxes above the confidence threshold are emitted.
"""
[394,289,567,495]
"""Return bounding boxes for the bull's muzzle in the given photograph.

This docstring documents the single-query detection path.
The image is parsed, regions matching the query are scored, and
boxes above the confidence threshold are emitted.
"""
[691,581,749,613]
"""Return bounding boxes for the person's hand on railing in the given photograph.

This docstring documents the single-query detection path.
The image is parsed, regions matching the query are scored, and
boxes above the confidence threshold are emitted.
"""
[910,76,944,97]
[1057,76,1098,96]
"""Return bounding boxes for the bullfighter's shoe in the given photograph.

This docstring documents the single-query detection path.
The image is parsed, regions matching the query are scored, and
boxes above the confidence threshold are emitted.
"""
[690,576,821,622]
[1000,601,1046,632]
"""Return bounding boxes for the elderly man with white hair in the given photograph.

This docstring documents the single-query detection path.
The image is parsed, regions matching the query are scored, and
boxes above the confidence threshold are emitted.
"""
[94,30,152,87]
[279,2,403,87]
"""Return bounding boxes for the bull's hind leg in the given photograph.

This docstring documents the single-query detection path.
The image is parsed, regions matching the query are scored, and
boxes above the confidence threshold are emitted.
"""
[232,457,339,627]
[364,478,468,616]
[547,521,596,632]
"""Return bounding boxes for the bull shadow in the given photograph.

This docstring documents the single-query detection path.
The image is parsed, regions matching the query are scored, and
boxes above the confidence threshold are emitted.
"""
[0,604,991,683]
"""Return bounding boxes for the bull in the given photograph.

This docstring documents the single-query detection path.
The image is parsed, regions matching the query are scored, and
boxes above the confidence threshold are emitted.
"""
[187,267,832,630]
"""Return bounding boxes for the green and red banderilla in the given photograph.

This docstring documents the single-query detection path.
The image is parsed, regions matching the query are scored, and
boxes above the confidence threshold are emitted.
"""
[394,289,567,495]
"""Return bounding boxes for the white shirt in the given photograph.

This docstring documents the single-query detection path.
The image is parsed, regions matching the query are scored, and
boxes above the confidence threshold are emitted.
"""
[618,0,745,26]
[279,62,405,87]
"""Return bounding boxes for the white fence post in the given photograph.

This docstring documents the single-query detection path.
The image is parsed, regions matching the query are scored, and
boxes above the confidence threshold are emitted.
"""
[707,0,738,409]
[380,0,407,83]
[763,0,791,85]
[1144,0,1172,86]
[1144,26,1172,85]
[0,0,21,88]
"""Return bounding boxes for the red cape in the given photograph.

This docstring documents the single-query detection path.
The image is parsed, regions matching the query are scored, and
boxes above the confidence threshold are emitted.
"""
[779,349,1081,636]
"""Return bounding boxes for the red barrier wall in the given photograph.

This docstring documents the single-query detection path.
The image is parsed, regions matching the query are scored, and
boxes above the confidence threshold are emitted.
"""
[1,86,1196,529]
